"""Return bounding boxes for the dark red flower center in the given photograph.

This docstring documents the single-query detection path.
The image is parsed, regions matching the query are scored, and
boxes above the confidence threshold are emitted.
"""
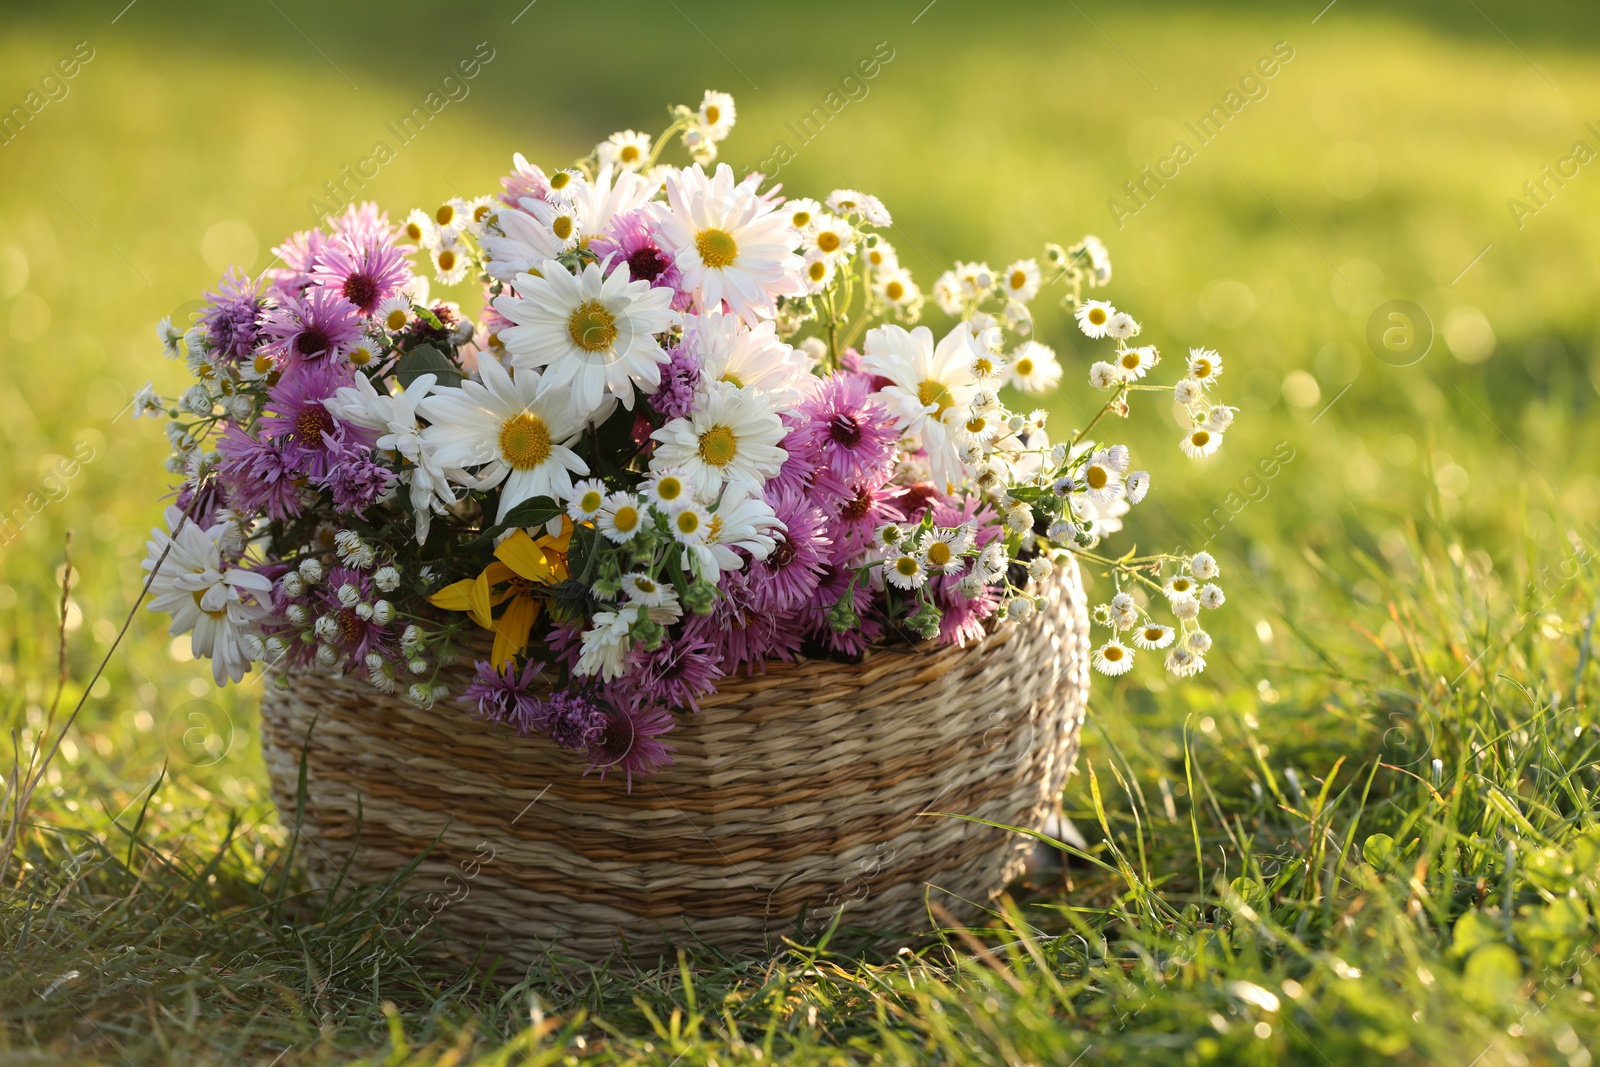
[336,608,363,645]
[766,534,796,570]
[828,412,862,447]
[294,326,331,357]
[341,272,379,311]
[627,246,669,283]
[843,486,873,521]
[592,712,635,763]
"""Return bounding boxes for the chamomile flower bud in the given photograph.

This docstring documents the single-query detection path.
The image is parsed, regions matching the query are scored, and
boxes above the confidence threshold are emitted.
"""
[1171,595,1202,622]
[315,643,338,667]
[1048,519,1075,542]
[355,602,374,620]
[374,566,401,592]
[364,652,385,673]
[1007,414,1027,434]
[241,633,266,660]
[955,573,985,599]
[1052,475,1077,497]
[1206,405,1237,431]
[408,684,435,709]
[1173,379,1204,406]
[400,624,422,650]
[1028,557,1054,584]
[1092,603,1115,627]
[1110,592,1136,615]
[1190,551,1219,580]
[1126,471,1150,504]
[1198,584,1226,610]
[286,604,309,626]
[683,579,718,615]
[1050,443,1070,467]
[314,615,339,641]
[370,667,397,694]
[1187,629,1213,653]
[1034,596,1049,613]
[281,572,305,598]
[1165,646,1205,677]
[182,385,214,417]
[372,600,395,625]
[1089,361,1120,390]
[298,559,324,583]
[1005,501,1034,534]
[408,658,429,675]
[337,583,361,608]
[959,441,986,466]
[1009,596,1035,621]
[1106,311,1140,339]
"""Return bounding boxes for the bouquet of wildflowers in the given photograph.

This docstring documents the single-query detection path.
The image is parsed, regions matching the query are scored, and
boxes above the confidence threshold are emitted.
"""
[137,91,1235,786]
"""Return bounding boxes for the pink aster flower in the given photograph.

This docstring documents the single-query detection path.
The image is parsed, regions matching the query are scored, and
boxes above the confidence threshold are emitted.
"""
[200,269,264,364]
[684,571,802,676]
[215,425,307,521]
[325,201,396,247]
[751,487,830,613]
[500,152,550,205]
[589,208,690,310]
[256,359,372,482]
[585,704,677,791]
[260,285,363,363]
[310,236,411,315]
[786,372,899,487]
[613,633,725,714]
[828,479,905,562]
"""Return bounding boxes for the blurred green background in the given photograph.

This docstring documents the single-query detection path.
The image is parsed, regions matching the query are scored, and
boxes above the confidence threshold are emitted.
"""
[2,0,1598,829]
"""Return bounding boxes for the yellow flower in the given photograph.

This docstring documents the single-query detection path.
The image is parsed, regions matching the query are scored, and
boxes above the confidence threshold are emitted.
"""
[428,519,573,668]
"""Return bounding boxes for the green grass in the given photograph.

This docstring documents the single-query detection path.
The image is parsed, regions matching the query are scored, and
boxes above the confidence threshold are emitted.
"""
[4,0,1600,1062]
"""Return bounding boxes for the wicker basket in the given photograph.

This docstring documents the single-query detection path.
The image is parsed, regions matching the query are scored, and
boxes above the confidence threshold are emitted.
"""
[258,560,1090,966]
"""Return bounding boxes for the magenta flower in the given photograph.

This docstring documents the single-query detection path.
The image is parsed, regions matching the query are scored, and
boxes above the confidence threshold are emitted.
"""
[684,571,803,677]
[614,633,725,714]
[316,566,397,664]
[261,285,363,363]
[589,208,689,308]
[215,425,307,521]
[257,359,372,482]
[310,236,411,315]
[585,704,677,791]
[200,269,264,363]
[787,372,899,488]
[649,344,700,421]
[800,563,883,657]
[752,488,830,613]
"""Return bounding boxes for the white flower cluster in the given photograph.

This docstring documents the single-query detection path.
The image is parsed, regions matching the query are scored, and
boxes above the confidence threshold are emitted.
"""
[1090,551,1225,678]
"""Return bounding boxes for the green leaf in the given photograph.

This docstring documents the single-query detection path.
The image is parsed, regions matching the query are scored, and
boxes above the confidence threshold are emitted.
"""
[1361,833,1398,872]
[413,304,445,330]
[1450,909,1498,959]
[394,344,463,390]
[496,495,562,533]
[1462,943,1522,1000]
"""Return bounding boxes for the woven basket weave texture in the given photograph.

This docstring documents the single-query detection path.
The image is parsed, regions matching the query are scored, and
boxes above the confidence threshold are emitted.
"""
[259,560,1090,965]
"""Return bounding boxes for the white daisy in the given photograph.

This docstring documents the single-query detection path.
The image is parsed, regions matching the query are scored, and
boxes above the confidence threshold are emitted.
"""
[1187,347,1223,386]
[1125,470,1151,504]
[1114,345,1158,380]
[1076,299,1115,338]
[1078,450,1124,505]
[430,241,468,286]
[1164,576,1198,600]
[862,322,981,487]
[574,606,637,681]
[1206,405,1237,431]
[375,295,412,334]
[1089,361,1120,390]
[873,523,908,555]
[649,385,788,498]
[781,196,823,235]
[1007,341,1062,394]
[568,164,657,237]
[401,208,437,249]
[1092,640,1135,676]
[1187,629,1213,653]
[143,507,273,685]
[416,357,589,524]
[645,468,696,511]
[1198,584,1226,610]
[1180,427,1224,458]
[874,267,921,312]
[801,249,836,295]
[682,482,782,583]
[621,572,676,608]
[598,492,646,542]
[653,163,805,323]
[804,214,856,260]
[865,239,899,272]
[494,258,676,420]
[480,203,565,283]
[325,371,455,542]
[933,270,964,316]
[565,478,607,523]
[668,500,713,546]
[1002,258,1042,303]
[884,551,927,590]
[1132,624,1175,650]
[1190,552,1219,580]
[1172,595,1202,622]
[687,309,810,409]
[544,167,587,201]
[598,129,653,172]
[697,90,737,141]
[920,527,968,575]
[1173,379,1205,407]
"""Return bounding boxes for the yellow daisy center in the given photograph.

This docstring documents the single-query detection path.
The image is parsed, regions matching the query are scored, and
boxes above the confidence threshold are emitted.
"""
[697,425,738,467]
[895,556,920,577]
[1103,644,1125,662]
[917,380,955,417]
[435,204,454,226]
[816,230,841,254]
[349,345,374,367]
[926,541,952,568]
[437,249,457,272]
[385,308,408,331]
[634,575,657,593]
[675,510,702,535]
[721,371,744,388]
[552,215,575,241]
[885,280,905,301]
[1010,269,1028,290]
[405,222,424,241]
[499,412,552,470]
[191,589,226,620]
[791,210,811,228]
[695,228,739,268]
[611,504,640,533]
[808,260,828,283]
[1015,358,1035,377]
[1144,627,1164,642]
[705,104,721,125]
[1171,578,1192,593]
[253,354,274,375]
[1086,465,1109,490]
[1121,352,1142,370]
[579,489,603,514]
[1192,359,1213,378]
[474,203,493,223]
[1088,306,1108,326]
[1191,430,1211,448]
[655,476,685,503]
[567,300,618,353]
[620,145,640,164]
[966,415,988,434]
[549,171,571,190]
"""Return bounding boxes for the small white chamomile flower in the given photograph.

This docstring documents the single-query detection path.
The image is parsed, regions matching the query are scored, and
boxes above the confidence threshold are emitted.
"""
[1125,470,1150,504]
[1027,556,1055,584]
[1002,258,1042,303]
[873,523,907,554]
[376,295,412,334]
[1206,405,1237,431]
[599,492,646,542]
[1174,379,1205,407]
[1187,347,1223,386]
[1007,341,1062,394]
[1089,361,1120,390]
[1165,645,1206,677]
[1198,584,1226,610]
[645,469,694,512]
[1171,595,1201,622]
[1106,311,1141,339]
[1133,624,1175,650]
[1190,551,1219,580]
[668,501,713,546]
[598,129,653,172]
[884,551,927,590]
[621,572,675,607]
[1092,639,1135,676]
[1180,427,1224,459]
[1187,629,1213,653]
[1115,345,1158,380]
[567,478,607,523]
[1075,299,1115,339]
[1009,595,1035,621]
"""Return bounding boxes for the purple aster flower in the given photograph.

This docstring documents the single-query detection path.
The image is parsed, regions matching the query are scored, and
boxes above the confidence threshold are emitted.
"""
[829,479,905,563]
[649,344,700,421]
[536,691,610,752]
[787,372,899,488]
[801,563,883,657]
[752,488,830,613]
[589,208,690,309]
[612,633,725,714]
[584,704,677,791]
[171,475,227,530]
[264,229,327,298]
[319,440,398,516]
[260,285,363,363]
[461,659,546,727]
[684,571,803,676]
[257,359,371,482]
[326,201,396,246]
[215,424,307,521]
[310,236,411,315]
[200,269,264,363]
